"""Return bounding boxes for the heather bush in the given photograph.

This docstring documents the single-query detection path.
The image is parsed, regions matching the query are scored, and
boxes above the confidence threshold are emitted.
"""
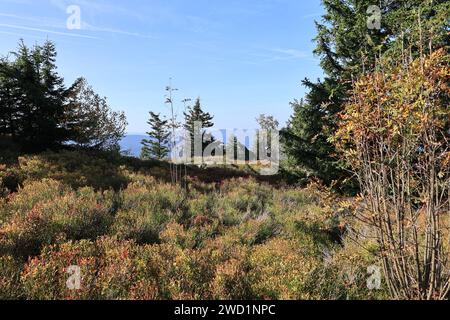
[133,243,216,300]
[112,182,186,244]
[0,179,67,223]
[165,247,215,299]
[21,240,101,300]
[0,165,24,195]
[190,223,221,249]
[215,217,281,247]
[17,151,128,190]
[159,222,196,249]
[95,238,139,299]
[21,238,142,300]
[0,255,24,299]
[0,180,114,259]
[217,178,272,226]
[128,278,160,300]
[249,238,320,300]
[0,203,60,258]
[0,150,390,300]
[187,192,218,224]
[0,177,6,199]
[209,244,253,299]
[184,191,225,247]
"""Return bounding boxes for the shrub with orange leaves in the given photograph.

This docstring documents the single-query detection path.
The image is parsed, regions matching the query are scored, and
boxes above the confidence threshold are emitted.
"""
[21,240,101,300]
[0,179,113,259]
[335,49,450,300]
[248,238,321,300]
[111,181,186,244]
[0,255,24,299]
[0,148,386,300]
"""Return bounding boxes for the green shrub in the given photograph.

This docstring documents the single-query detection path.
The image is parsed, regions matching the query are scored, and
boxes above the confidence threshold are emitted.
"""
[210,245,252,300]
[0,180,114,259]
[0,166,24,195]
[159,222,196,249]
[187,192,218,225]
[21,240,101,300]
[0,150,390,300]
[112,182,186,244]
[0,255,24,299]
[217,178,272,226]
[0,179,67,223]
[95,238,138,299]
[249,238,320,300]
[315,238,389,300]
[18,151,129,191]
[270,186,340,253]
[49,187,114,240]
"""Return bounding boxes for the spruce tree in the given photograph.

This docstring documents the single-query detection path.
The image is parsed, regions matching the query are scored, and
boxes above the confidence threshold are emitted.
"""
[0,58,18,138]
[141,112,170,160]
[13,41,40,147]
[37,40,68,147]
[1,40,68,150]
[183,98,214,158]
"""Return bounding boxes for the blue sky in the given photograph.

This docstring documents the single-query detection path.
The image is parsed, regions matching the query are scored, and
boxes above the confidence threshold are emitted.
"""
[0,0,324,134]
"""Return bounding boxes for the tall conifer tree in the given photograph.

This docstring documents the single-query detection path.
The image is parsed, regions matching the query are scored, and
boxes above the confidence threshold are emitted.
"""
[141,112,170,160]
[183,98,214,158]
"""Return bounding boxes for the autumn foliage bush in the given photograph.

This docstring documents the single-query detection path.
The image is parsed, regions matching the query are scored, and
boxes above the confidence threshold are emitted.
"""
[16,150,129,191]
[0,255,24,299]
[0,150,387,300]
[0,179,114,259]
[335,49,450,300]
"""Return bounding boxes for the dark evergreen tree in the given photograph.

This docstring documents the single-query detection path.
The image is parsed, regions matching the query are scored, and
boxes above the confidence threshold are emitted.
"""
[12,41,41,148]
[141,112,170,160]
[37,40,68,147]
[183,98,214,158]
[0,57,19,139]
[0,40,68,150]
[16,40,67,150]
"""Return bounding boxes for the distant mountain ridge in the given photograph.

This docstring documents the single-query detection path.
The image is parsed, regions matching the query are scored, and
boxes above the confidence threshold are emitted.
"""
[119,135,146,157]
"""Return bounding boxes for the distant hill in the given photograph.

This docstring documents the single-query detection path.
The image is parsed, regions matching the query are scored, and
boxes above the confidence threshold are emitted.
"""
[119,135,146,157]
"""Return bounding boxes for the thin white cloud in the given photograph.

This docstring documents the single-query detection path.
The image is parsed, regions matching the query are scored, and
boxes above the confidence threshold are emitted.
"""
[247,48,311,63]
[49,0,145,20]
[0,12,155,40]
[0,23,99,39]
[271,48,309,60]
[0,12,64,29]
[81,22,157,39]
[0,29,46,39]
